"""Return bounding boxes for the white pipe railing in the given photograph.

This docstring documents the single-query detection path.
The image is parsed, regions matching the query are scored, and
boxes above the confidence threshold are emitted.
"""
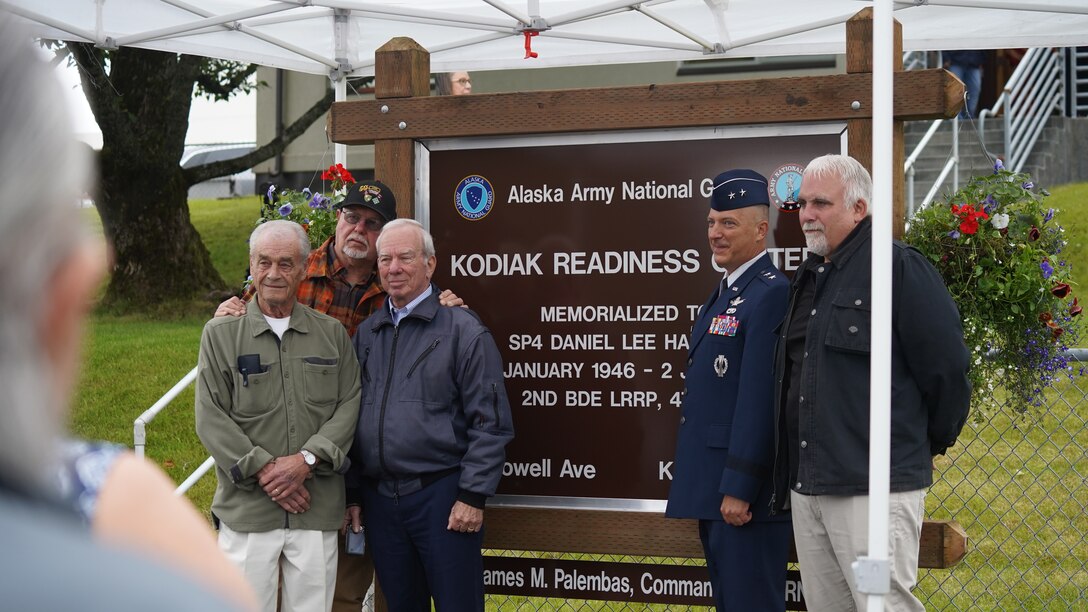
[175,456,216,496]
[133,366,198,459]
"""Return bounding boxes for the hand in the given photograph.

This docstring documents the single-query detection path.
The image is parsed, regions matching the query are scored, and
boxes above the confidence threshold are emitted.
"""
[438,289,466,309]
[447,501,483,533]
[343,505,363,535]
[258,454,311,506]
[720,495,752,527]
[275,484,310,514]
[214,296,247,318]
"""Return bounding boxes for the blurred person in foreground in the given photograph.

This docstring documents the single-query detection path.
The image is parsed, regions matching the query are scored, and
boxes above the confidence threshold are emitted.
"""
[197,220,362,612]
[0,11,254,611]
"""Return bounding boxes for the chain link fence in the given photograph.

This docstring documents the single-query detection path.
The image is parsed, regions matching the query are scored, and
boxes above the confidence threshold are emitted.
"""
[472,378,1087,611]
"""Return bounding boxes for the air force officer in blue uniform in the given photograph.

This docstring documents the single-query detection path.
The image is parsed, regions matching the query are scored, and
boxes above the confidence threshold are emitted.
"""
[666,169,792,611]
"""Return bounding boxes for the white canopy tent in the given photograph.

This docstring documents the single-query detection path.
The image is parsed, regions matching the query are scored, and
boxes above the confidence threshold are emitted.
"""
[7,2,1086,610]
[5,0,1088,79]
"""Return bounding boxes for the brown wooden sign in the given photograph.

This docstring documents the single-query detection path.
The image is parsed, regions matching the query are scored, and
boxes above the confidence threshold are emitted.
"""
[428,129,840,502]
[483,556,806,609]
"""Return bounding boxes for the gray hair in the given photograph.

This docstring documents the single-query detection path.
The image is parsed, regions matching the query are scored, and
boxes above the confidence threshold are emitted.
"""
[376,219,435,258]
[249,220,310,263]
[0,13,93,492]
[803,154,873,213]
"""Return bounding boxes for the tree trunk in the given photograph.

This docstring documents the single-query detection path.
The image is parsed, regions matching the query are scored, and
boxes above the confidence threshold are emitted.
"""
[75,45,227,306]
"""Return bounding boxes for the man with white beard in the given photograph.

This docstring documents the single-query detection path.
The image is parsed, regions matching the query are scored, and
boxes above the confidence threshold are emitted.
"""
[770,154,971,611]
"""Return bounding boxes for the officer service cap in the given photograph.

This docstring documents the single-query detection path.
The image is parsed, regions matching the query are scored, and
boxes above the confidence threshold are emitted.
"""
[709,169,770,211]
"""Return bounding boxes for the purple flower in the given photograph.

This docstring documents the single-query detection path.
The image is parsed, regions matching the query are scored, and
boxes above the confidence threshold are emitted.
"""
[309,193,327,209]
[1044,208,1054,223]
[1040,260,1054,279]
[1023,181,1034,190]
[278,203,293,217]
[302,188,312,200]
[948,230,961,239]
[267,184,277,200]
[983,194,997,214]
[994,158,1005,172]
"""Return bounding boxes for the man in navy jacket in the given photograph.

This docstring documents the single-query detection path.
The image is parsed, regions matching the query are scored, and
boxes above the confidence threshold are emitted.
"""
[346,219,513,612]
[666,169,792,611]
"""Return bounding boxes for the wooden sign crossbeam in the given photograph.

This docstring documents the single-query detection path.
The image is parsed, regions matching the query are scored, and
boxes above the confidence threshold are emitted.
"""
[328,70,961,145]
[484,507,967,569]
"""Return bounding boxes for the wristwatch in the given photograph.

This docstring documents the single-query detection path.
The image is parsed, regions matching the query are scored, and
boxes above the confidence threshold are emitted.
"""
[300,449,317,468]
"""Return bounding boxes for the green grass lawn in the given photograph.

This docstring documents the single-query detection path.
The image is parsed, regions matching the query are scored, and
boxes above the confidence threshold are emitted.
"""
[72,182,1088,609]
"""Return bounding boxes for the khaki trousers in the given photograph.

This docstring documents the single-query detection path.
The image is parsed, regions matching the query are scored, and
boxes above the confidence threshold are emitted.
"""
[790,489,926,612]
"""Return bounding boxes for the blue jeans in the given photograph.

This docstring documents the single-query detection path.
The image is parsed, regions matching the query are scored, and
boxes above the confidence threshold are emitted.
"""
[948,63,982,118]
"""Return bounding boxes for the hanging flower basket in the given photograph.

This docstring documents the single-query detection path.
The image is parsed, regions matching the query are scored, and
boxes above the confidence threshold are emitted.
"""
[258,163,355,249]
[904,161,1082,413]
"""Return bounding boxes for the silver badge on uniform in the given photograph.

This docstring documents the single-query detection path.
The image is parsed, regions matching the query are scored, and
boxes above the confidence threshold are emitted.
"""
[714,355,729,377]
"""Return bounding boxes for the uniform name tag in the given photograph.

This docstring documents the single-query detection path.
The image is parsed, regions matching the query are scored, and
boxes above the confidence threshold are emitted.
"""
[709,315,739,336]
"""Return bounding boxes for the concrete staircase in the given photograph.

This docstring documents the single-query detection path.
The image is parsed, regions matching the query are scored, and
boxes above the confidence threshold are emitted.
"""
[903,116,1087,210]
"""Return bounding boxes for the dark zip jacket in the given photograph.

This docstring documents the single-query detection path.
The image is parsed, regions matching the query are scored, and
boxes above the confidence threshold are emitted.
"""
[771,218,971,512]
[348,286,513,507]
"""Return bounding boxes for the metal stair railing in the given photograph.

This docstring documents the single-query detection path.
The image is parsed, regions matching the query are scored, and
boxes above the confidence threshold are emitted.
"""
[905,116,959,218]
[979,47,1066,172]
[1070,47,1088,117]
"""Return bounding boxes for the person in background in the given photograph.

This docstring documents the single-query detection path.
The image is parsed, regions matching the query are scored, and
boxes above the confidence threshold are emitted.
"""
[943,50,987,118]
[435,71,473,95]
[0,10,253,611]
[665,169,792,611]
[773,154,971,611]
[197,220,362,612]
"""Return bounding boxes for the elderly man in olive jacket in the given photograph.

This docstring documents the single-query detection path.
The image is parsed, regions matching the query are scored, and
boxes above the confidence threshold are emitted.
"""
[196,220,361,612]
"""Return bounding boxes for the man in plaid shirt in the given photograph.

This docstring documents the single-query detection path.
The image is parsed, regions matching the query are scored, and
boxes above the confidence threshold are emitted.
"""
[215,178,461,612]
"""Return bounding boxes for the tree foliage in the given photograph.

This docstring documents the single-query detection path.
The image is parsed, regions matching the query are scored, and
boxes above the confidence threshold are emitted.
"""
[64,43,334,309]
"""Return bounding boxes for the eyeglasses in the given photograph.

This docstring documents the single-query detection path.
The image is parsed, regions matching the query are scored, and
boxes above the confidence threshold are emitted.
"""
[454,78,471,86]
[341,211,384,232]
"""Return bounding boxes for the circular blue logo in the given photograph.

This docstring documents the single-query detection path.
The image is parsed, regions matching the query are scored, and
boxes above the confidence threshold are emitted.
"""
[770,164,803,212]
[454,175,495,221]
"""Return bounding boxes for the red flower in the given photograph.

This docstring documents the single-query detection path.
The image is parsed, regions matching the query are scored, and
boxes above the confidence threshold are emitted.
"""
[321,163,355,190]
[1039,311,1053,323]
[950,203,989,236]
[1052,283,1071,299]
[1029,225,1040,241]
[1046,320,1064,341]
[1071,298,1082,317]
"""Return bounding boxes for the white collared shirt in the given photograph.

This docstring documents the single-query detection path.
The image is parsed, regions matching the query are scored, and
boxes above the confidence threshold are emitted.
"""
[719,249,768,299]
[389,285,434,326]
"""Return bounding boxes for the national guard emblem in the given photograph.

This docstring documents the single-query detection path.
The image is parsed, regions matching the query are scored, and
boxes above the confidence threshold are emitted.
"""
[454,175,495,221]
[770,163,804,212]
